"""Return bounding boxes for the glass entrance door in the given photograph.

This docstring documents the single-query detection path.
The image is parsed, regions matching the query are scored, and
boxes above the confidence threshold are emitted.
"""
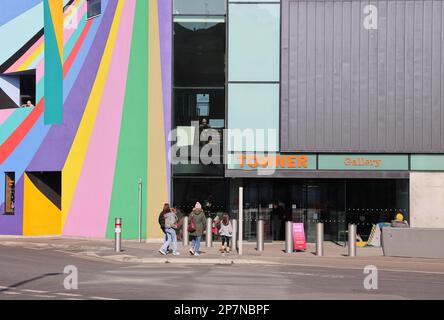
[239,179,347,243]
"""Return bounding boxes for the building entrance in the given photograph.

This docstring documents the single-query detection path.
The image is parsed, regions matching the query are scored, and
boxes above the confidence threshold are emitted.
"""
[237,179,409,244]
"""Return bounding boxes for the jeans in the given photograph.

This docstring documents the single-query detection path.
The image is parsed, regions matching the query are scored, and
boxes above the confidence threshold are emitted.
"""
[161,228,177,254]
[221,235,231,247]
[191,236,202,253]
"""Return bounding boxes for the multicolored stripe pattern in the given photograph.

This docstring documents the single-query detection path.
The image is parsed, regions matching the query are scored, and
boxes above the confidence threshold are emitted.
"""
[0,0,172,239]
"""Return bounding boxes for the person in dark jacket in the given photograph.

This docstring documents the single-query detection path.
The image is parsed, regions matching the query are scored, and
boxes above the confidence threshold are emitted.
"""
[189,202,207,256]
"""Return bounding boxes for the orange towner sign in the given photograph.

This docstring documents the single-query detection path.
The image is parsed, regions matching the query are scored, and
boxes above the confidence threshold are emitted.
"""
[239,154,309,169]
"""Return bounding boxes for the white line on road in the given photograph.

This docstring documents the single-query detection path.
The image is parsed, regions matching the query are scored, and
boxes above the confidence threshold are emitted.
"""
[31,294,56,298]
[21,289,49,294]
[54,292,83,297]
[89,296,119,300]
[2,291,21,295]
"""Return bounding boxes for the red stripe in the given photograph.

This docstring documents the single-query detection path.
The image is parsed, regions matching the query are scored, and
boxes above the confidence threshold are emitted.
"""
[0,99,44,165]
[63,19,93,79]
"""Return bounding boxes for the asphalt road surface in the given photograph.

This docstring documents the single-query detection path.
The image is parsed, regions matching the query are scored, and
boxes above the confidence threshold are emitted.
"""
[0,246,443,300]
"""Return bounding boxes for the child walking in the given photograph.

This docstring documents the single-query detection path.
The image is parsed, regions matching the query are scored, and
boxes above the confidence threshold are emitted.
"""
[218,213,233,253]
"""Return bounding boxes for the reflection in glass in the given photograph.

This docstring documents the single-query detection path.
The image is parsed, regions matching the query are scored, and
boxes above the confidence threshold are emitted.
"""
[174,17,225,87]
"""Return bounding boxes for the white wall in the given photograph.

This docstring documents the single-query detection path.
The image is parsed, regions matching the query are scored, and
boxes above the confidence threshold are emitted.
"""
[410,172,444,228]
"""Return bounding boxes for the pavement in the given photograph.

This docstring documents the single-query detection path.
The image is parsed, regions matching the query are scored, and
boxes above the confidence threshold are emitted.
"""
[1,236,444,274]
[1,242,444,300]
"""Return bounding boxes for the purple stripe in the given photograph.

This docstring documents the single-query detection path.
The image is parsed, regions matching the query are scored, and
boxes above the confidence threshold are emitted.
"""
[0,177,23,235]
[27,0,119,171]
[158,0,172,201]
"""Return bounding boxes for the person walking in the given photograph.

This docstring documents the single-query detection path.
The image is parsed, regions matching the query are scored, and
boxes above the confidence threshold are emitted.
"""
[189,202,206,256]
[159,205,180,256]
[218,213,233,253]
[158,203,170,253]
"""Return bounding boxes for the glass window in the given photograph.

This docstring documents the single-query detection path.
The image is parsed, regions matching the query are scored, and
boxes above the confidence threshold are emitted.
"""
[228,83,279,152]
[174,89,225,127]
[0,75,20,109]
[174,0,226,15]
[5,172,15,215]
[173,89,225,176]
[228,3,280,82]
[173,178,228,216]
[87,0,101,19]
[174,16,226,87]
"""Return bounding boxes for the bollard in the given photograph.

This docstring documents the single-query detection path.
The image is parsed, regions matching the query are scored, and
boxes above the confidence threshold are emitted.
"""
[115,218,122,252]
[206,217,213,248]
[231,219,238,253]
[316,222,324,256]
[285,221,293,253]
[138,178,142,243]
[348,223,357,257]
[182,215,189,246]
[256,219,264,251]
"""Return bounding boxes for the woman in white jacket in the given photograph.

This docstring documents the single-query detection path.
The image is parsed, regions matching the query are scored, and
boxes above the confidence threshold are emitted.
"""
[218,213,233,253]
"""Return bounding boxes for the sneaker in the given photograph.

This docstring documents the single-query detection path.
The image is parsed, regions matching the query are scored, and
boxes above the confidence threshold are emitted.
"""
[159,249,167,255]
[194,252,200,256]
[189,248,195,255]
[173,252,180,256]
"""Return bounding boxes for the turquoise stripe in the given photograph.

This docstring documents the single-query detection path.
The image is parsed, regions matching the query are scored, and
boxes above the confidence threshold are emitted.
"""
[0,108,33,145]
[63,12,88,62]
[44,0,63,124]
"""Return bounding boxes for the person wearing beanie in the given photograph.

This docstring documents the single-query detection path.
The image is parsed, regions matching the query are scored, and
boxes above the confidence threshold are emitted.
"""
[188,202,206,256]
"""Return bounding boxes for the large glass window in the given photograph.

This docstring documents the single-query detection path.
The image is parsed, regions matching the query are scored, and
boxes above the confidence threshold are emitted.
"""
[227,83,279,152]
[4,172,15,215]
[174,0,226,15]
[228,3,280,82]
[87,0,101,19]
[174,16,226,87]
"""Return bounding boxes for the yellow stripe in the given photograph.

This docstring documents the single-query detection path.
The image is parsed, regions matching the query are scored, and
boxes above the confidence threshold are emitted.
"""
[147,0,168,239]
[62,0,126,229]
[17,43,44,72]
[49,0,63,61]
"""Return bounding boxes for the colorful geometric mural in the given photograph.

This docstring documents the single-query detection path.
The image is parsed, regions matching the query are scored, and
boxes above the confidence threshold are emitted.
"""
[0,0,172,239]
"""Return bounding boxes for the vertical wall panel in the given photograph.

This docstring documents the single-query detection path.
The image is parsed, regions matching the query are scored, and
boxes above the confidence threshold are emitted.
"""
[281,0,444,153]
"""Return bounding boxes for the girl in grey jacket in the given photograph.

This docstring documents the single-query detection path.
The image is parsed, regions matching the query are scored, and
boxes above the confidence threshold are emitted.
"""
[218,213,233,253]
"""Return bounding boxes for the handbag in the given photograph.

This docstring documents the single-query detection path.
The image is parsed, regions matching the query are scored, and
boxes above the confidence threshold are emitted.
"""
[188,215,196,233]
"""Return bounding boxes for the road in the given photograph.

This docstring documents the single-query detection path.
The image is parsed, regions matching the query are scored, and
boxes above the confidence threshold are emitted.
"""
[0,246,444,300]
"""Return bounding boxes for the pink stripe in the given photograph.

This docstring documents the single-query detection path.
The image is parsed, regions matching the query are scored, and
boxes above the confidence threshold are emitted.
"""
[36,57,44,84]
[0,109,15,126]
[63,1,87,45]
[63,0,136,237]
[5,37,43,73]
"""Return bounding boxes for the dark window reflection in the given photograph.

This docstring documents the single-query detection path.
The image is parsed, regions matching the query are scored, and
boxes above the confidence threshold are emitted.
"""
[174,19,225,87]
[173,178,228,216]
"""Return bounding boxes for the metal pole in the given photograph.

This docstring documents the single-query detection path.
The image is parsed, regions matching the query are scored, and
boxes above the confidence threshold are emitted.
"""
[182,215,189,246]
[138,178,142,243]
[231,219,238,252]
[238,187,243,255]
[348,223,357,257]
[256,219,264,251]
[206,217,213,248]
[115,218,122,252]
[316,222,324,256]
[285,221,293,253]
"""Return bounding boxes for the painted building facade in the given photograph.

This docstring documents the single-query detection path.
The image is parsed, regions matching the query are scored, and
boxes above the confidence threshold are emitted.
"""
[1,0,444,242]
[0,0,170,240]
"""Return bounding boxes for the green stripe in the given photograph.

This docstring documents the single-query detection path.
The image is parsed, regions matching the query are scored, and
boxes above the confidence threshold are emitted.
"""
[106,0,149,239]
[0,108,33,145]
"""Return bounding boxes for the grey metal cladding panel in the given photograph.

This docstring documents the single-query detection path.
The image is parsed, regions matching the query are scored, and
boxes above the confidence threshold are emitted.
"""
[281,0,444,153]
